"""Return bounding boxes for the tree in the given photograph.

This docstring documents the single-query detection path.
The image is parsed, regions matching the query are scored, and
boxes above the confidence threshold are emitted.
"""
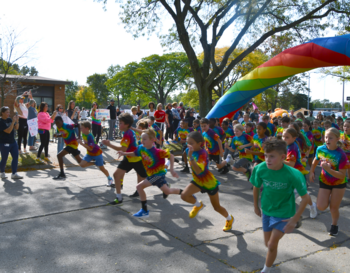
[106,64,126,107]
[101,0,350,116]
[65,80,79,108]
[86,73,109,106]
[0,27,36,106]
[106,52,192,105]
[254,88,278,111]
[75,86,96,109]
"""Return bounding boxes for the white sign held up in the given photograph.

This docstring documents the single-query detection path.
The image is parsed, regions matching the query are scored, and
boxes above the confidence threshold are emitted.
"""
[95,109,110,120]
[27,118,38,137]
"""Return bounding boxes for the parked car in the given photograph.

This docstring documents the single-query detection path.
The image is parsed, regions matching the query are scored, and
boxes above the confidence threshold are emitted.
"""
[322,111,332,117]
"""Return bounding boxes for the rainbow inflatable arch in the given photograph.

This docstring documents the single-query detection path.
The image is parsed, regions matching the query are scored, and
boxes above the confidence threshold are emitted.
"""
[207,34,350,120]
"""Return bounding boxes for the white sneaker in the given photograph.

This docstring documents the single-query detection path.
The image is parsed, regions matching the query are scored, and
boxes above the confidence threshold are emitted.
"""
[107,177,114,186]
[11,173,23,179]
[36,158,44,163]
[0,172,7,179]
[310,202,318,219]
[226,154,235,165]
[178,161,185,166]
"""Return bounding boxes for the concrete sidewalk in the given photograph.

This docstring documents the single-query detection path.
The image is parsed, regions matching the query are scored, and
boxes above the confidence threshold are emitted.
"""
[0,157,350,272]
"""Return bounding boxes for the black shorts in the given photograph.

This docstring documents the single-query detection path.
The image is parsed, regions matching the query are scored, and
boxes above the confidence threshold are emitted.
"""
[118,157,147,178]
[64,146,80,157]
[191,180,219,196]
[319,181,347,190]
[209,154,221,164]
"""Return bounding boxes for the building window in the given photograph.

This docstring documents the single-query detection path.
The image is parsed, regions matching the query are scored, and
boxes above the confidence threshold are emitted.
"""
[18,86,54,113]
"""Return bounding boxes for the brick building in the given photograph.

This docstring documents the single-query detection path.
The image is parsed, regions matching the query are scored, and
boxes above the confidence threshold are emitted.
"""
[0,75,70,114]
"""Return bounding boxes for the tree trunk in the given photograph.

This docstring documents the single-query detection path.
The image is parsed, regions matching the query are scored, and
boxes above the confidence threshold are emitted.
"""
[0,83,4,107]
[198,85,212,117]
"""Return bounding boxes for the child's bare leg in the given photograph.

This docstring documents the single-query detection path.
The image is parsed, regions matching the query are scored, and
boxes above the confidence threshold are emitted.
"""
[160,184,181,195]
[181,183,201,204]
[98,165,109,177]
[136,179,152,201]
[113,169,126,194]
[232,166,247,173]
[74,155,82,164]
[265,229,284,267]
[209,192,228,218]
[79,160,95,168]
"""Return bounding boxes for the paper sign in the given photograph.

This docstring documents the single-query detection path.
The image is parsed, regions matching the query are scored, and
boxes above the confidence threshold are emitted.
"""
[27,118,38,137]
[62,114,74,125]
[95,109,110,120]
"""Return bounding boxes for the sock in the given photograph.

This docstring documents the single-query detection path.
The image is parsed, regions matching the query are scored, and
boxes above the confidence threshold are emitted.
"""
[116,194,122,200]
[179,189,183,195]
[141,201,147,211]
[194,200,201,207]
[262,265,271,273]
[108,176,112,180]
[226,215,232,221]
[60,169,64,174]
[165,160,170,167]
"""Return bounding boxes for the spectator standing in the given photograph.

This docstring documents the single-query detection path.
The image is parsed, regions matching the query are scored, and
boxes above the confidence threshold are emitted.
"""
[116,107,122,117]
[154,103,166,129]
[165,103,174,143]
[178,102,185,120]
[147,102,155,117]
[185,110,196,128]
[131,106,139,127]
[107,99,117,140]
[0,106,22,179]
[36,102,57,163]
[67,101,80,138]
[171,102,181,139]
[55,104,65,153]
[80,107,88,121]
[136,105,144,120]
[342,111,347,121]
[250,108,259,122]
[27,99,38,151]
[91,102,102,145]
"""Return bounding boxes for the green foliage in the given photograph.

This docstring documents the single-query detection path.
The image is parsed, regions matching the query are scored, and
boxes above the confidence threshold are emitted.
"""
[65,80,79,108]
[86,73,110,106]
[75,86,96,109]
[106,52,191,105]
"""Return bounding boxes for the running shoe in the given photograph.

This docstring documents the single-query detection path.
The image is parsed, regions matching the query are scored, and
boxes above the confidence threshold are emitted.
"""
[189,201,204,218]
[109,198,123,205]
[329,225,338,236]
[180,166,190,173]
[245,167,252,181]
[223,215,235,232]
[0,172,7,179]
[11,173,23,179]
[178,161,185,166]
[166,141,170,145]
[221,165,230,175]
[53,173,66,180]
[309,202,317,219]
[36,158,44,163]
[295,216,302,229]
[163,183,171,199]
[107,177,114,187]
[226,154,235,166]
[129,190,139,197]
[172,140,178,144]
[133,208,149,218]
[44,157,52,163]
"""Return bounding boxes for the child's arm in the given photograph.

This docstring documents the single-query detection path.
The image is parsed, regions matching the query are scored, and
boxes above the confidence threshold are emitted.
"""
[237,143,253,150]
[77,139,93,151]
[187,145,202,174]
[225,142,236,152]
[321,162,347,179]
[309,158,320,182]
[283,160,296,167]
[130,127,143,134]
[102,140,126,152]
[169,154,179,178]
[118,151,136,157]
[217,138,224,157]
[246,149,264,157]
[159,130,163,145]
[253,186,261,217]
[283,193,310,233]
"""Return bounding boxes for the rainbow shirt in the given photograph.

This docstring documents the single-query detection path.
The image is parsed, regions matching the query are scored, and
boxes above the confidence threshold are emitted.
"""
[186,148,220,191]
[230,133,253,162]
[312,127,324,147]
[340,132,350,158]
[213,126,225,139]
[134,145,170,177]
[121,129,141,163]
[316,145,350,186]
[244,130,255,137]
[224,127,234,142]
[202,128,220,155]
[266,122,276,137]
[178,127,194,142]
[82,133,102,156]
[286,142,308,175]
[57,123,78,149]
[303,130,314,155]
[193,126,202,133]
[331,123,340,130]
[275,127,285,137]
[91,110,101,126]
[151,123,162,141]
[252,134,268,162]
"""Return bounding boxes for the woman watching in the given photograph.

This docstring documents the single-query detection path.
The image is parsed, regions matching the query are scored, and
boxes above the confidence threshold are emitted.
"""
[154,103,165,129]
[185,109,196,128]
[171,102,181,140]
[67,100,80,138]
[147,102,155,117]
[136,105,144,120]
[55,104,65,153]
[27,99,38,151]
[91,102,102,144]
[165,103,173,143]
[36,102,57,163]
[0,106,23,179]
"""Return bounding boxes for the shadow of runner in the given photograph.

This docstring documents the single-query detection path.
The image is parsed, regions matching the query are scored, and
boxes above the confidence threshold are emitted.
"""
[2,179,33,196]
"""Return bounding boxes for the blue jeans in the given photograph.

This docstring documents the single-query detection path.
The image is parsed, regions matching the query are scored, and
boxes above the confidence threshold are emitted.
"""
[74,127,80,139]
[28,134,35,146]
[57,137,64,154]
[0,142,18,174]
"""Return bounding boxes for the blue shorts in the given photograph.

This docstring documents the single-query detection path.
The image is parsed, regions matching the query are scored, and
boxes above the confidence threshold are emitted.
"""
[262,213,290,233]
[83,154,104,167]
[147,174,167,188]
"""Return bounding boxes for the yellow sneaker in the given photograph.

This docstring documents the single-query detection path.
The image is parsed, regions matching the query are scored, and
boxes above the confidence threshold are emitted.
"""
[44,157,52,163]
[223,215,234,232]
[189,201,204,218]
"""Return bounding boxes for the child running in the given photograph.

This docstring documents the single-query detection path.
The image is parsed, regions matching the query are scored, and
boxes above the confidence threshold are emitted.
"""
[147,116,163,148]
[250,138,310,273]
[118,129,182,218]
[244,122,255,137]
[177,119,194,173]
[102,113,147,202]
[340,120,350,184]
[193,119,202,133]
[302,120,314,167]
[209,118,226,143]
[262,115,276,137]
[310,128,350,236]
[181,131,234,231]
[53,116,82,180]
[77,121,114,186]
[245,122,269,166]
[275,116,290,138]
[312,120,324,154]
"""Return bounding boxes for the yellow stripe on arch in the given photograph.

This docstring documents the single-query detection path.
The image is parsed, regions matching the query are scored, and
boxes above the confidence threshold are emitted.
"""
[238,66,313,81]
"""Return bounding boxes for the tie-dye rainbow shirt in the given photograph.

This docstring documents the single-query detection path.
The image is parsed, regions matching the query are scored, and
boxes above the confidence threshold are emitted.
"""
[121,129,141,163]
[244,130,255,137]
[193,125,202,133]
[57,123,78,149]
[134,145,170,177]
[266,123,276,137]
[312,127,324,147]
[230,133,254,162]
[213,126,225,139]
[303,130,314,155]
[286,142,308,175]
[224,127,234,141]
[151,124,162,141]
[82,133,102,156]
[177,127,194,142]
[275,127,284,137]
[90,110,101,126]
[340,132,350,158]
[252,134,268,162]
[202,128,221,155]
[186,148,220,191]
[316,144,350,186]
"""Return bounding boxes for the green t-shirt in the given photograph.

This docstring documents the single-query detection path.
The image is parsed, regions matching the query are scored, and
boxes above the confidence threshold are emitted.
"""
[250,162,308,218]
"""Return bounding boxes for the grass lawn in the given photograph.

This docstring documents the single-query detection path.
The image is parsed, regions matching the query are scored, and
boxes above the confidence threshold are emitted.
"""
[163,141,183,154]
[1,153,52,172]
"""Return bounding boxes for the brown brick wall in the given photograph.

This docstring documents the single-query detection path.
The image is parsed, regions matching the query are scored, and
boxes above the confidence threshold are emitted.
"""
[54,84,65,110]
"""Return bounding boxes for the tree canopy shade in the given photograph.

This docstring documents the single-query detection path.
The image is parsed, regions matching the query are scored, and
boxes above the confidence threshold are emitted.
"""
[106,52,192,105]
[86,73,109,105]
[97,0,350,116]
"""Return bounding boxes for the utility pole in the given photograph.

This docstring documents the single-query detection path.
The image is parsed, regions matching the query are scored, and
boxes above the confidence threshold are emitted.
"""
[307,73,310,110]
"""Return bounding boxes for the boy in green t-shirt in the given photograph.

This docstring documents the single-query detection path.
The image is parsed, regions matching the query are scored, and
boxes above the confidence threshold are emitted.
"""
[250,138,311,273]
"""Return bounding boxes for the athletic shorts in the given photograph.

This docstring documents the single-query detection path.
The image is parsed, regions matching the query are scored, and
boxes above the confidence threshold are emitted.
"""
[147,174,167,188]
[83,154,104,167]
[118,157,147,178]
[262,213,289,233]
[308,153,314,159]
[190,180,219,196]
[233,158,251,169]
[64,146,80,157]
[319,181,347,190]
[209,154,221,164]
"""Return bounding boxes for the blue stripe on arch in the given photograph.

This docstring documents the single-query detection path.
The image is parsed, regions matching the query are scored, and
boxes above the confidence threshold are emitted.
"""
[305,35,350,56]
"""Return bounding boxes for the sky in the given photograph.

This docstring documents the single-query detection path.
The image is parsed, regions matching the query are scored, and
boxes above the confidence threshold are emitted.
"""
[1,0,348,105]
